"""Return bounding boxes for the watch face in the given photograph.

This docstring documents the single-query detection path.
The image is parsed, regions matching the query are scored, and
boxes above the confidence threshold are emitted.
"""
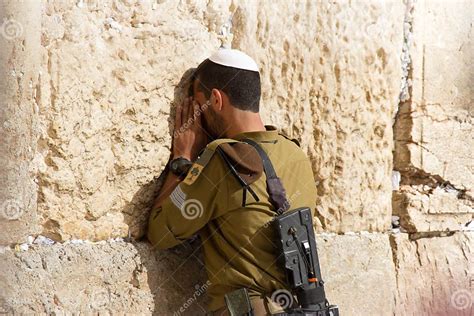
[170,160,179,172]
[171,157,192,176]
[170,161,176,173]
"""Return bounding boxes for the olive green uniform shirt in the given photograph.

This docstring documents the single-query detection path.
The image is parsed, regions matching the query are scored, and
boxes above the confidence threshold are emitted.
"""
[147,125,317,312]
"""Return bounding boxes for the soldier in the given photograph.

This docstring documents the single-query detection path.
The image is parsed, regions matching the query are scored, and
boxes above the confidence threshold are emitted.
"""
[147,49,317,315]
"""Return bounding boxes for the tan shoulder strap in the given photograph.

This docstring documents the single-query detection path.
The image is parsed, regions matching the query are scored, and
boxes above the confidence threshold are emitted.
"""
[182,138,240,185]
[278,132,300,147]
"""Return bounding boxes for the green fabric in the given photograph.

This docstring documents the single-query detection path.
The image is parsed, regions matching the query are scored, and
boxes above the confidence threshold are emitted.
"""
[147,125,317,311]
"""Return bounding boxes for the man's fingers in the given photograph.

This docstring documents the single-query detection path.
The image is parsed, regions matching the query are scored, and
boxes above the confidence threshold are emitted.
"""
[193,101,201,127]
[176,97,202,137]
[182,97,190,125]
[175,101,182,130]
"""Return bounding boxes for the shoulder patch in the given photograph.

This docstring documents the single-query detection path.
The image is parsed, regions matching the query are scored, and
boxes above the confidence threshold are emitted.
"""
[169,184,187,209]
[181,138,239,185]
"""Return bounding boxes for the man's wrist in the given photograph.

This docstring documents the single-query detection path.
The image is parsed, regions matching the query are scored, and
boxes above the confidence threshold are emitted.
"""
[169,156,193,179]
[171,153,192,161]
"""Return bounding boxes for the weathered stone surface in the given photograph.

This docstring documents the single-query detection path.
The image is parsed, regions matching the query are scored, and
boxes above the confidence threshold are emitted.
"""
[391,232,474,316]
[0,239,209,315]
[393,185,473,233]
[31,0,405,240]
[316,233,397,316]
[0,233,397,315]
[394,108,473,192]
[232,0,404,233]
[36,0,232,241]
[409,0,473,116]
[393,0,473,233]
[1,1,472,316]
[0,0,43,245]
[394,0,473,190]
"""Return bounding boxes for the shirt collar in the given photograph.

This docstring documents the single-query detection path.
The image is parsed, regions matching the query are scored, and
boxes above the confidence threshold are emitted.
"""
[232,125,279,141]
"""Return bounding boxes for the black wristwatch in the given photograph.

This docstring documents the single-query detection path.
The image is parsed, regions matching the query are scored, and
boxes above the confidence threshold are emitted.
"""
[169,157,193,179]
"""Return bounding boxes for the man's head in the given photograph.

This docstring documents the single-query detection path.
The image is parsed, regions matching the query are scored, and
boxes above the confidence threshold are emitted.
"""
[191,49,261,139]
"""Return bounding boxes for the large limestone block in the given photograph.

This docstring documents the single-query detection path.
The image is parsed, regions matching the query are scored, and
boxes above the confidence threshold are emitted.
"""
[232,0,404,233]
[395,107,473,192]
[393,0,473,233]
[409,0,472,114]
[394,0,473,191]
[0,0,42,244]
[35,0,405,239]
[393,185,473,233]
[0,233,396,315]
[391,232,474,316]
[0,240,209,315]
[36,0,231,241]
[316,233,396,316]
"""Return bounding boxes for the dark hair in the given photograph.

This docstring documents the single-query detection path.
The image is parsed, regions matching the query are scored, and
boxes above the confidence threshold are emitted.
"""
[193,59,261,113]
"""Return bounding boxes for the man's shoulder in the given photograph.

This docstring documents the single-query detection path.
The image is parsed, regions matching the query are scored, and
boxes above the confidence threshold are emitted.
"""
[182,138,263,186]
[277,130,301,147]
[273,132,311,165]
[275,130,302,150]
[181,139,235,186]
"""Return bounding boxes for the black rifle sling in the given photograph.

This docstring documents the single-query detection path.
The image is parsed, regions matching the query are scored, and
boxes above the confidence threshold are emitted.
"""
[241,138,290,215]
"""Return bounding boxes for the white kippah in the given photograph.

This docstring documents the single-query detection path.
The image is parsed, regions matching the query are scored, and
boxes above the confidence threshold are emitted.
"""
[208,49,259,72]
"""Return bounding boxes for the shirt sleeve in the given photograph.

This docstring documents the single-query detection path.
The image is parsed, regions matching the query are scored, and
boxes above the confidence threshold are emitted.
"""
[147,152,229,250]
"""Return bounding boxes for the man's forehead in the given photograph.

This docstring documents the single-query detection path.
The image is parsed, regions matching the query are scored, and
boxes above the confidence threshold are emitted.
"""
[192,78,208,96]
[192,78,200,94]
[191,78,207,101]
[192,78,199,89]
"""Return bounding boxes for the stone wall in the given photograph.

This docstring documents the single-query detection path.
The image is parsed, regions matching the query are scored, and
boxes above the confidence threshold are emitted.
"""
[1,0,472,315]
[389,1,474,314]
[393,0,473,235]
[0,0,42,246]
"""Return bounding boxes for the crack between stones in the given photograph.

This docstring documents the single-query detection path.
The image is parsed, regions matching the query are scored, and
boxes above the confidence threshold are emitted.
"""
[389,234,401,316]
[389,2,421,311]
[398,166,473,202]
[409,231,457,241]
[394,138,436,156]
[392,0,414,129]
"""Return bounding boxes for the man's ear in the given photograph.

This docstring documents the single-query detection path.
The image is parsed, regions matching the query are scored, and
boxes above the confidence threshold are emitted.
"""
[211,88,223,111]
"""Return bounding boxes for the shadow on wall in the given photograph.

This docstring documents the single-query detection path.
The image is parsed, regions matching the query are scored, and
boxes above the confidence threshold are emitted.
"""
[138,239,211,316]
[124,67,198,240]
[127,68,211,315]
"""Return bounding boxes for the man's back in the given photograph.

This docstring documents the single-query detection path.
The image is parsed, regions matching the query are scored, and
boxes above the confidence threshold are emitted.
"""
[199,126,317,311]
[147,49,318,314]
